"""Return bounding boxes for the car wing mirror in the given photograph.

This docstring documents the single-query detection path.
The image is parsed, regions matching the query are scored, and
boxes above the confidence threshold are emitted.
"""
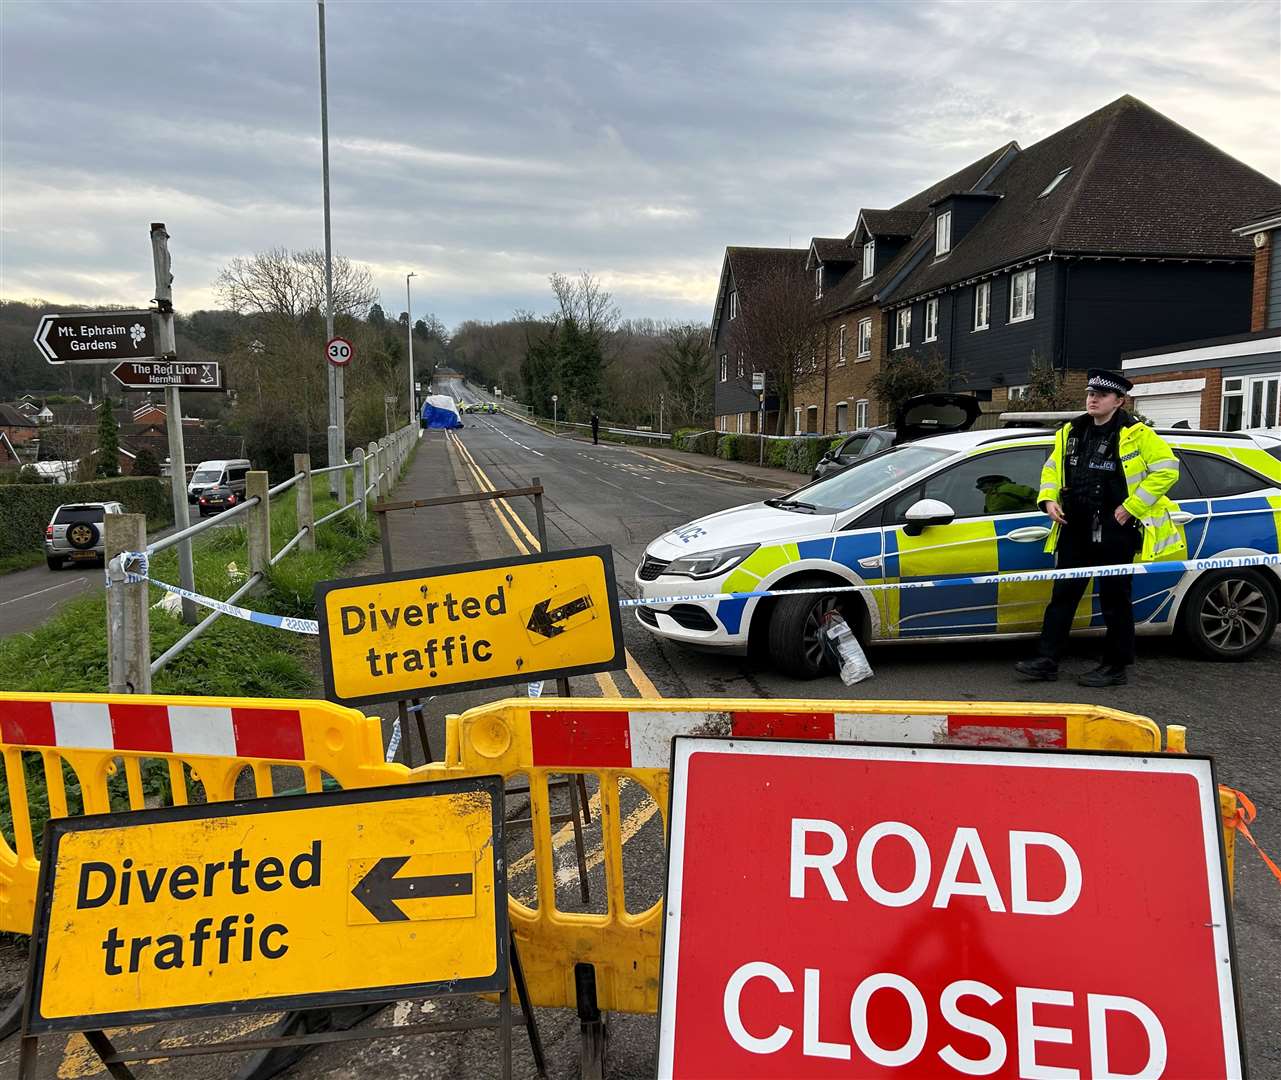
[903,498,955,536]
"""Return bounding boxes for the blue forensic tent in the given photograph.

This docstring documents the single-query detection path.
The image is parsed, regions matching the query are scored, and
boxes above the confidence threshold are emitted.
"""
[420,394,463,429]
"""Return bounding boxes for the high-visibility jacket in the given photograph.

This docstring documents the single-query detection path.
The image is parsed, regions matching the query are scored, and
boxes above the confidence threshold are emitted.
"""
[1037,413,1187,562]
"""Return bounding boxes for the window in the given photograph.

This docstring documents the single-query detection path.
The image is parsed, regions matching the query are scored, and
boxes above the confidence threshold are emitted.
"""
[736,412,745,433]
[729,291,738,320]
[856,399,869,428]
[935,211,952,256]
[1182,452,1268,498]
[736,352,745,379]
[1008,384,1030,401]
[835,402,849,430]
[719,353,728,382]
[924,299,939,342]
[1010,268,1036,322]
[806,405,819,434]
[815,266,823,300]
[837,325,847,364]
[890,447,1046,523]
[798,443,953,513]
[894,308,912,349]
[1222,375,1279,432]
[794,407,803,434]
[857,318,872,358]
[973,283,990,331]
[837,433,869,458]
[862,240,875,280]
[1038,167,1072,198]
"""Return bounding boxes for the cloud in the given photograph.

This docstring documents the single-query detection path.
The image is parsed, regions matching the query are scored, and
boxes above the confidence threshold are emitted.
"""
[1,0,1276,329]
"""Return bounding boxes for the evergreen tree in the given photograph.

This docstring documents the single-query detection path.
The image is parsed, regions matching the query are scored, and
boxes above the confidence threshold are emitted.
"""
[96,402,120,478]
[132,445,162,476]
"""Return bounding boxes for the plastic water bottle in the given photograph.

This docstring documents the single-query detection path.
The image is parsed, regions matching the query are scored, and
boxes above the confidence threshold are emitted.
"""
[822,613,874,685]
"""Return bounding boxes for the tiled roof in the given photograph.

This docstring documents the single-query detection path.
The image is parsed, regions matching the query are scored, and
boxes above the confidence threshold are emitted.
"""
[810,237,856,264]
[854,210,927,240]
[0,404,37,427]
[887,95,1281,303]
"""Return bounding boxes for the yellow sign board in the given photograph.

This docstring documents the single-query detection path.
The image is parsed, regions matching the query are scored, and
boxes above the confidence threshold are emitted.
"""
[314,546,625,705]
[25,777,506,1033]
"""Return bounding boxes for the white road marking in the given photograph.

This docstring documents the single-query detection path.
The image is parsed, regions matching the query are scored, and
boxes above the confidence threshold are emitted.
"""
[0,578,86,607]
[475,415,544,456]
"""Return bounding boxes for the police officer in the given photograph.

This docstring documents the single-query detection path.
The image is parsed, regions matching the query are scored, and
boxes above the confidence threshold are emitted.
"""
[1015,369,1186,687]
[976,474,1038,514]
[591,412,600,445]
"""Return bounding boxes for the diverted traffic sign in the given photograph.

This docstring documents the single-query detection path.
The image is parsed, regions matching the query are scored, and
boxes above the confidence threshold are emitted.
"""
[24,776,507,1032]
[34,311,159,364]
[112,360,222,392]
[657,739,1243,1079]
[315,546,624,705]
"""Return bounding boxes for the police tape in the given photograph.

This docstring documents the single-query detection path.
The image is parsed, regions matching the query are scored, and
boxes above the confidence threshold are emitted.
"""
[618,551,1281,608]
[106,550,1280,636]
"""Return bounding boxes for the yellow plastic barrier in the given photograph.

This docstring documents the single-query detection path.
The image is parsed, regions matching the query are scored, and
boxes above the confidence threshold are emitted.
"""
[409,696,1174,1016]
[0,691,406,935]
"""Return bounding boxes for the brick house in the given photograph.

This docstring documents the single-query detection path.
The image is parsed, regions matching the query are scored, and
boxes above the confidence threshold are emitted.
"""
[0,403,38,446]
[717,96,1279,438]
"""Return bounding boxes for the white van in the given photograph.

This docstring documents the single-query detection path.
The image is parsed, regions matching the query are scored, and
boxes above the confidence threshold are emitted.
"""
[187,459,251,503]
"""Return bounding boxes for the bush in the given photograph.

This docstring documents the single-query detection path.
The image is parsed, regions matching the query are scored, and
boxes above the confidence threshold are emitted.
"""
[0,477,173,558]
[734,435,762,463]
[767,439,790,468]
[717,434,739,460]
[682,430,718,455]
[784,437,830,475]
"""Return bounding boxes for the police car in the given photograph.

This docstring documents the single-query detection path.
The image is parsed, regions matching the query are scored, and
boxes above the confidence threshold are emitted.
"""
[635,426,1281,676]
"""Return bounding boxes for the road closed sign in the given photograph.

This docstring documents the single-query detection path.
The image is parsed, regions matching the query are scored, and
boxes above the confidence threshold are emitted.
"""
[657,739,1243,1079]
[315,546,625,705]
[25,776,507,1032]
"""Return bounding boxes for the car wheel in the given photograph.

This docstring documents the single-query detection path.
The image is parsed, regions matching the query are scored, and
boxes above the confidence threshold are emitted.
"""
[46,556,62,571]
[66,522,100,550]
[1180,570,1278,661]
[768,579,846,679]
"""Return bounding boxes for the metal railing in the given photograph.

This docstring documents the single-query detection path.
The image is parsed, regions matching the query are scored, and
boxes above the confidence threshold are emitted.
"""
[505,410,674,444]
[105,423,421,693]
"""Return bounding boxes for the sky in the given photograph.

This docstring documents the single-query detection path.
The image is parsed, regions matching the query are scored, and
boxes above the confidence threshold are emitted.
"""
[2,0,1279,332]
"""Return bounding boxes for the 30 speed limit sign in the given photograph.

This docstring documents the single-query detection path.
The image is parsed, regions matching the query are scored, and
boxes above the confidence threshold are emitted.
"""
[326,337,354,367]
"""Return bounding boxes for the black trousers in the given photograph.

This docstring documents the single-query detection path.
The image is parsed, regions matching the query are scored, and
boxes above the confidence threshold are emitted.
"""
[1037,524,1141,667]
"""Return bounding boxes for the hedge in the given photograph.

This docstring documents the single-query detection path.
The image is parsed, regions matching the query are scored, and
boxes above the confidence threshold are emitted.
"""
[678,431,854,475]
[0,477,173,558]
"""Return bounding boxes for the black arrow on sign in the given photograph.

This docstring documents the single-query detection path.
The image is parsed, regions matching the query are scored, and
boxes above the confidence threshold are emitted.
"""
[351,856,473,923]
[525,594,593,638]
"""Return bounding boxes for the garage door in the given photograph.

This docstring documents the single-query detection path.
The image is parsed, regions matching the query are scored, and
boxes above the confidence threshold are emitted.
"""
[1130,378,1204,428]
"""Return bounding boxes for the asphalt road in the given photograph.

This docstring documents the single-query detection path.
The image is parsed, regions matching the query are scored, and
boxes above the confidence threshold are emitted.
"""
[3,388,1277,1078]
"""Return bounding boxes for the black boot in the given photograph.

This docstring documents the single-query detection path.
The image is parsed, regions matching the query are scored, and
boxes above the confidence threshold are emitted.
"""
[1077,663,1128,687]
[1014,656,1058,681]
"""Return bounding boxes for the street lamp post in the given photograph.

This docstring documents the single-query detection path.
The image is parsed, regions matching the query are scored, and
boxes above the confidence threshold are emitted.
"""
[406,271,417,427]
[317,0,342,496]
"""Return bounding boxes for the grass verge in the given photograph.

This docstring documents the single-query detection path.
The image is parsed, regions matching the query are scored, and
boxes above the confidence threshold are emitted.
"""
[0,551,44,575]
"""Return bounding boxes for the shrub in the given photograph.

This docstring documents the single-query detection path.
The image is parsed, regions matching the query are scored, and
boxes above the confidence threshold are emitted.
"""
[767,438,790,468]
[734,435,763,463]
[685,430,718,455]
[784,437,830,475]
[717,434,739,460]
[0,477,172,558]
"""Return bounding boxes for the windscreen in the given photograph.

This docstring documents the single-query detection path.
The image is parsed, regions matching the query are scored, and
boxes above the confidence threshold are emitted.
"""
[191,469,223,484]
[792,444,953,512]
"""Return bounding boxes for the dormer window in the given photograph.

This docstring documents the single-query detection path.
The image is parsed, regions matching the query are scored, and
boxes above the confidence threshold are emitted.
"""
[1038,167,1071,198]
[729,291,738,320]
[815,265,823,300]
[862,240,875,280]
[934,211,952,256]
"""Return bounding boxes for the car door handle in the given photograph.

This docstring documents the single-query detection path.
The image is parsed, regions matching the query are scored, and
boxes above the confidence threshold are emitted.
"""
[1170,511,1194,525]
[858,556,882,569]
[1006,526,1051,542]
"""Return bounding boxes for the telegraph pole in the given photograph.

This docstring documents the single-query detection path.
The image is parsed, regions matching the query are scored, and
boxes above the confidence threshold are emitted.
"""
[318,0,342,495]
[149,223,196,624]
[406,271,417,427]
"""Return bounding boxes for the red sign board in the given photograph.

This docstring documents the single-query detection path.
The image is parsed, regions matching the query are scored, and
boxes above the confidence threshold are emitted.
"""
[326,336,353,367]
[658,740,1241,1079]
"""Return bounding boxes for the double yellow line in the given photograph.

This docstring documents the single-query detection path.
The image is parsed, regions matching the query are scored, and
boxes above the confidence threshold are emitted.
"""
[448,432,660,699]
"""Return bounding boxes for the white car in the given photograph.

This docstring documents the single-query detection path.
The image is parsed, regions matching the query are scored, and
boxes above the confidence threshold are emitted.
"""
[45,501,125,570]
[635,427,1281,677]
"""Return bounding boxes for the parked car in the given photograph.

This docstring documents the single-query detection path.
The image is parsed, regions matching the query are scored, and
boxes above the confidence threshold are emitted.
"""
[188,459,250,503]
[636,427,1281,676]
[45,502,124,570]
[811,394,982,480]
[197,484,242,517]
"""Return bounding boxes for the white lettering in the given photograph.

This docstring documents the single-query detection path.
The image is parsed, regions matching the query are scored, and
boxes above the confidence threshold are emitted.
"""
[850,972,928,1067]
[1016,987,1079,1079]
[1010,832,1082,916]
[790,819,848,901]
[939,980,1007,1075]
[855,821,931,907]
[723,961,793,1055]
[1088,994,1167,1079]
[932,827,1006,912]
[802,968,849,1059]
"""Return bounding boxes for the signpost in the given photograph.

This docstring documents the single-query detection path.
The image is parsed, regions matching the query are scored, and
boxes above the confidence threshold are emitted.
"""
[657,738,1243,1079]
[752,373,766,464]
[111,360,222,392]
[326,336,353,367]
[33,311,159,364]
[19,776,541,1077]
[314,546,624,706]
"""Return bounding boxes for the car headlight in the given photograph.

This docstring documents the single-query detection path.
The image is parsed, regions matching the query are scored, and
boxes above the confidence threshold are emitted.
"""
[663,544,758,579]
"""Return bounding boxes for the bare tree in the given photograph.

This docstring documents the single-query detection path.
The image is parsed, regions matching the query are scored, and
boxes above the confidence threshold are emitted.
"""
[657,323,713,428]
[215,248,377,322]
[549,271,619,337]
[727,260,821,434]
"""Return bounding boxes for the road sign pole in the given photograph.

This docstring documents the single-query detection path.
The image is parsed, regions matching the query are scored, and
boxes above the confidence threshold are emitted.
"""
[150,223,196,625]
[318,0,342,498]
